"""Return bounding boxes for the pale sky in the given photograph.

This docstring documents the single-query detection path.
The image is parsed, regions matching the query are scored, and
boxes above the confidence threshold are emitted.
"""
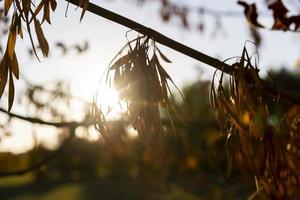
[1,0,300,153]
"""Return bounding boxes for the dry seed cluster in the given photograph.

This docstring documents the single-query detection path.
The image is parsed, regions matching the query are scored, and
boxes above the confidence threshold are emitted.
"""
[211,47,300,198]
[92,36,179,150]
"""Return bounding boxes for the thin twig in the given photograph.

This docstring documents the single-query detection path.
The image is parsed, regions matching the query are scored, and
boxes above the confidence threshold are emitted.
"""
[0,108,92,128]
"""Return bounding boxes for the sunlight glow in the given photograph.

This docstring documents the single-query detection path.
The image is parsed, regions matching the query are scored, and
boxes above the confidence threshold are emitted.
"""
[75,126,100,141]
[95,86,124,120]
[126,126,138,139]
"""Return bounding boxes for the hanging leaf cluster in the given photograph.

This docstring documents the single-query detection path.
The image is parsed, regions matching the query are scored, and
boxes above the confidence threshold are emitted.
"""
[92,36,180,149]
[211,47,300,198]
[238,0,300,32]
[0,0,90,111]
[238,1,264,28]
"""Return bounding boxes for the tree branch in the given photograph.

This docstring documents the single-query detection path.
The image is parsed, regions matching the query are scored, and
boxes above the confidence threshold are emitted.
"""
[67,0,232,72]
[0,127,76,178]
[0,108,92,128]
[65,0,300,106]
[0,107,93,177]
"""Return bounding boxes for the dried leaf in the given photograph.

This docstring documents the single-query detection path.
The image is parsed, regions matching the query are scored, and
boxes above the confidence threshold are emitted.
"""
[50,0,57,11]
[268,0,290,30]
[14,0,23,18]
[0,55,9,97]
[8,71,14,112]
[22,0,31,18]
[10,52,19,79]
[34,19,49,57]
[43,2,51,24]
[268,0,288,17]
[111,54,130,70]
[7,29,17,59]
[80,0,89,22]
[93,36,182,148]
[238,1,264,28]
[31,0,46,23]
[157,47,172,63]
[4,0,13,16]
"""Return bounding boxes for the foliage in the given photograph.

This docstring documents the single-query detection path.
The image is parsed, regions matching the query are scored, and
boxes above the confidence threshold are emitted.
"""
[92,36,181,152]
[211,47,300,198]
[0,0,89,110]
[238,0,300,31]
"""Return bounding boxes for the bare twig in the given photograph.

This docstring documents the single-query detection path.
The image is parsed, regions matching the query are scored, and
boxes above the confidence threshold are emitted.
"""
[0,108,92,128]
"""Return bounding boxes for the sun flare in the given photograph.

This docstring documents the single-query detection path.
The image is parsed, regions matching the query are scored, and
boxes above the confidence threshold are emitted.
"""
[95,85,124,120]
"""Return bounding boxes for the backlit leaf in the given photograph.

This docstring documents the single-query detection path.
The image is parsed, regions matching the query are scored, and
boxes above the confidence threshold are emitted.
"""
[4,0,13,16]
[34,19,49,57]
[10,52,19,79]
[8,71,14,112]
[7,29,17,59]
[0,54,9,97]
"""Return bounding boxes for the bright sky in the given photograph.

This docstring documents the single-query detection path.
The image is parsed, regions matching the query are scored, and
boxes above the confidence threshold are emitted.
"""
[0,0,300,153]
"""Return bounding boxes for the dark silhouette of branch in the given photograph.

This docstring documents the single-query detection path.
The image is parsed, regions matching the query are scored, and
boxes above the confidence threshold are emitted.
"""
[67,0,231,73]
[66,0,300,106]
[0,107,93,177]
[0,127,76,178]
[0,108,92,128]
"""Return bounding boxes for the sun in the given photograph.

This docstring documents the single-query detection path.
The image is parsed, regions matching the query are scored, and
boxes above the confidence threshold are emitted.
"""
[94,84,124,120]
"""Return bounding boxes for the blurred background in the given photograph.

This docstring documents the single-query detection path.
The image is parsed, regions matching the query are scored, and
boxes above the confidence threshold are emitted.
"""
[0,0,300,199]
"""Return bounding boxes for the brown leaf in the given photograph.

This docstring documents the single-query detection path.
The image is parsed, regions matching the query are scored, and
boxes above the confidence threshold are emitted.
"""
[50,0,57,11]
[15,15,23,38]
[0,54,9,97]
[288,15,300,31]
[4,0,13,16]
[8,71,14,112]
[238,1,264,28]
[156,47,172,63]
[10,52,19,79]
[268,0,288,17]
[43,2,51,24]
[31,0,46,23]
[7,29,17,59]
[111,54,130,70]
[22,0,31,18]
[80,0,89,22]
[34,19,49,57]
[268,0,290,30]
